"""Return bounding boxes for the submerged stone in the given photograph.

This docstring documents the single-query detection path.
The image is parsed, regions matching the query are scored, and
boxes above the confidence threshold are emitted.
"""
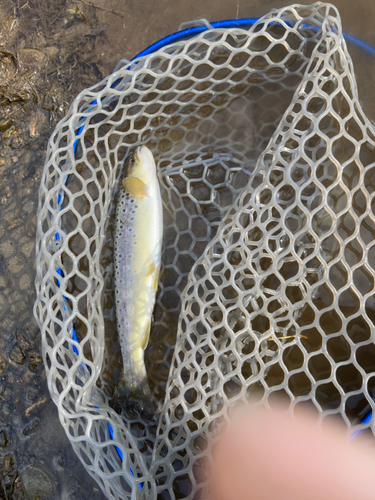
[0,430,8,448]
[9,343,25,364]
[3,453,13,472]
[0,118,12,132]
[20,466,55,500]
[0,352,7,374]
[18,48,47,70]
[23,418,40,436]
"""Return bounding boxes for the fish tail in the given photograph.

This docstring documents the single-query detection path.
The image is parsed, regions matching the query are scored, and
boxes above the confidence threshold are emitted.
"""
[110,371,155,419]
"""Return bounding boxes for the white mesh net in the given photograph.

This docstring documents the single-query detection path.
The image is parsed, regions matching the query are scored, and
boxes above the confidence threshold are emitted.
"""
[34,2,375,499]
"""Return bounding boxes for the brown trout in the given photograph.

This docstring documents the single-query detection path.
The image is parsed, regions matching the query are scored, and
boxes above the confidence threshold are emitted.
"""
[111,146,162,416]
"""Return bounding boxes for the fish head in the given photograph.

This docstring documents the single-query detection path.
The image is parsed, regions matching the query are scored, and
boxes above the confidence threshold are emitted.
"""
[127,145,156,183]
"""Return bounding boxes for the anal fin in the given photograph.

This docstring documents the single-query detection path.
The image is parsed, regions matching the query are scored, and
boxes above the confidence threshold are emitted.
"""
[153,266,160,291]
[140,319,151,350]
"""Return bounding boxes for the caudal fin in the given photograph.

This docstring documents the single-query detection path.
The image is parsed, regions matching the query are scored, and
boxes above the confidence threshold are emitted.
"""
[110,374,155,419]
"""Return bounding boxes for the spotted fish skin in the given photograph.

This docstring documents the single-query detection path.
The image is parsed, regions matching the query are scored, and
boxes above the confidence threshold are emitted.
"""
[111,146,162,416]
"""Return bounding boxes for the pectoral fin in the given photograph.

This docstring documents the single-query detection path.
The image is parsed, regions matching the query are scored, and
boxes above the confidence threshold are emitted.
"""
[140,319,151,350]
[144,262,160,290]
[145,262,155,277]
[123,177,148,198]
[153,265,160,291]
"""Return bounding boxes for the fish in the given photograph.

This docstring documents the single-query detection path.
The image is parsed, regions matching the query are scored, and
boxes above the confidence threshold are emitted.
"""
[111,145,163,417]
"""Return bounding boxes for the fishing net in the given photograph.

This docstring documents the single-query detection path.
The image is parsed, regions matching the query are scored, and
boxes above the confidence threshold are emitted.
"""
[34,2,375,499]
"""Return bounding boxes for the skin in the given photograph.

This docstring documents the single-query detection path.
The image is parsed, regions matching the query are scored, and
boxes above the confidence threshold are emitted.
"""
[209,407,375,500]
[111,145,162,416]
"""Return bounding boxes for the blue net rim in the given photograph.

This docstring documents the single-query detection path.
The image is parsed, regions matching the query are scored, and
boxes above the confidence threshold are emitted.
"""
[131,17,375,60]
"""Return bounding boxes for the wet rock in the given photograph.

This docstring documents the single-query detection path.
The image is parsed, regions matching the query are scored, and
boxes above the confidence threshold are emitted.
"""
[26,387,38,403]
[18,48,47,71]
[4,213,22,232]
[20,239,34,258]
[16,327,34,347]
[44,46,58,60]
[0,430,8,448]
[3,453,13,472]
[25,215,37,237]
[22,149,35,171]
[9,342,25,364]
[0,352,8,374]
[2,125,16,140]
[8,256,24,275]
[20,465,55,500]
[0,68,35,103]
[23,418,40,435]
[0,293,8,316]
[16,399,24,412]
[29,109,46,138]
[56,450,66,468]
[11,135,23,149]
[19,274,30,290]
[90,23,109,37]
[0,118,12,132]
[0,403,9,418]
[0,239,13,258]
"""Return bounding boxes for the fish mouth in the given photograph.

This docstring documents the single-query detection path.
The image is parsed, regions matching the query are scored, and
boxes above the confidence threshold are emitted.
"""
[135,145,145,160]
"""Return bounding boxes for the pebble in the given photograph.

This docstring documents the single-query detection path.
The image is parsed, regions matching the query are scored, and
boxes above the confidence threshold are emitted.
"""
[0,294,8,315]
[2,404,10,416]
[24,215,37,237]
[29,110,46,138]
[18,48,47,70]
[0,430,8,448]
[0,119,13,132]
[0,158,5,166]
[9,343,25,365]
[23,418,40,436]
[0,353,8,374]
[11,136,23,149]
[26,387,38,403]
[20,241,34,258]
[3,454,13,472]
[8,256,23,274]
[19,275,30,290]
[23,149,37,175]
[56,450,66,468]
[2,126,16,140]
[20,465,55,500]
[0,240,13,257]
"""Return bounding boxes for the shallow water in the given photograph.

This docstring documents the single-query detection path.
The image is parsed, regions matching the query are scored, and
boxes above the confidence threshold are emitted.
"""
[0,0,375,498]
